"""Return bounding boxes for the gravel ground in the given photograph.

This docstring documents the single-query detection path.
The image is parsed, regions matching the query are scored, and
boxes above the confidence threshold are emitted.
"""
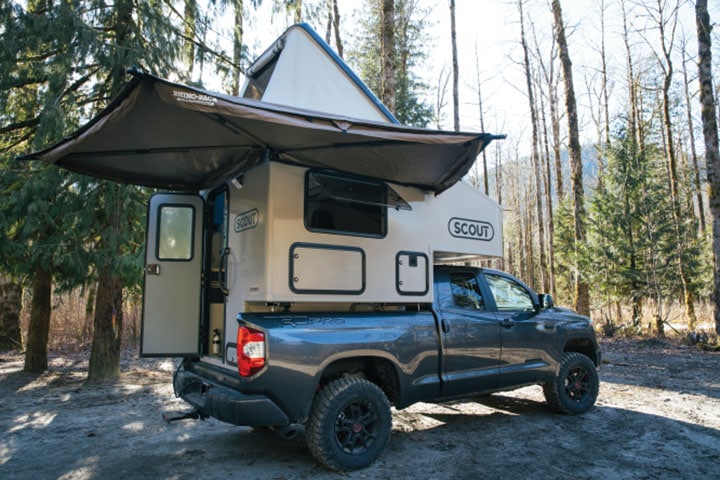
[1,337,719,480]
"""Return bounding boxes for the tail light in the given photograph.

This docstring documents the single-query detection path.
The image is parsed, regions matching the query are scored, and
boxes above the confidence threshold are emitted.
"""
[237,326,265,377]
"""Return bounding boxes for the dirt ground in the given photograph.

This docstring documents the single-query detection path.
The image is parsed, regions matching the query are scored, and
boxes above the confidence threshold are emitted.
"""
[1,338,719,480]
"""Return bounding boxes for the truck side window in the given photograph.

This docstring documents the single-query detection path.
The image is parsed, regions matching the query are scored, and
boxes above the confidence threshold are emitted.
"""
[449,273,485,310]
[484,273,534,312]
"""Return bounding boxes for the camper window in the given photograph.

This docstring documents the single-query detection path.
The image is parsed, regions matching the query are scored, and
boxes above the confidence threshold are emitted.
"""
[157,205,195,261]
[305,171,387,238]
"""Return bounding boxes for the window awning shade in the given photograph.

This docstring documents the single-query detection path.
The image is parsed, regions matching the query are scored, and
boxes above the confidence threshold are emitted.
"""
[21,71,504,193]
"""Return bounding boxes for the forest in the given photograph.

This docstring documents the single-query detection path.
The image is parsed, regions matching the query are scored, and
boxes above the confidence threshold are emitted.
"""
[1,0,720,378]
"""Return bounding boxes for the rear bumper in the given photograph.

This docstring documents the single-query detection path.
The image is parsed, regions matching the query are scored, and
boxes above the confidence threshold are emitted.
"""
[173,369,289,427]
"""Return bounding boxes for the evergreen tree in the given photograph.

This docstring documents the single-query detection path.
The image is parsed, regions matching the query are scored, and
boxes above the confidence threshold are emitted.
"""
[1,1,180,375]
[586,133,704,330]
[0,1,94,371]
[348,0,433,127]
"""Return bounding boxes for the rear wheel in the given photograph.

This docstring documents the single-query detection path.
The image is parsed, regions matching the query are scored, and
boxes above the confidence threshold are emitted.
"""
[306,377,392,472]
[543,352,599,414]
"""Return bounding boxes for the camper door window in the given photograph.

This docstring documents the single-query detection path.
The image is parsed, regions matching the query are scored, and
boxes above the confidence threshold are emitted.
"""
[157,205,195,261]
[304,171,387,238]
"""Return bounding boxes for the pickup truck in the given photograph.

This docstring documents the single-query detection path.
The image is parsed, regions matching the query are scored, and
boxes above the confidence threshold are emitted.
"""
[172,265,600,471]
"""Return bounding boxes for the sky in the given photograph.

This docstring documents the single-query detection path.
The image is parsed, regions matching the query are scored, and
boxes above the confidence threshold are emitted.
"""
[216,0,720,154]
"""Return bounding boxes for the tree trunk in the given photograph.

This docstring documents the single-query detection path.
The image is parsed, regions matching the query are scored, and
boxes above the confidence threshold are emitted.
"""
[380,0,396,114]
[519,0,548,292]
[0,277,23,350]
[681,44,706,234]
[696,0,720,336]
[621,0,641,152]
[88,270,123,381]
[184,0,197,79]
[539,84,557,298]
[83,283,96,343]
[552,0,589,316]
[655,0,697,329]
[549,74,563,200]
[332,0,343,58]
[475,44,489,195]
[232,0,244,96]
[294,0,303,23]
[599,0,611,149]
[450,0,459,131]
[24,265,52,373]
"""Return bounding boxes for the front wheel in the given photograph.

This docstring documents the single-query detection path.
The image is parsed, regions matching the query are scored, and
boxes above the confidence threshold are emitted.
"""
[543,352,599,414]
[306,377,392,472]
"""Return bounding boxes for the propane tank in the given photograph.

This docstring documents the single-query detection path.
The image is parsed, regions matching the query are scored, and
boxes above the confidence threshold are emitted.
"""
[212,329,221,355]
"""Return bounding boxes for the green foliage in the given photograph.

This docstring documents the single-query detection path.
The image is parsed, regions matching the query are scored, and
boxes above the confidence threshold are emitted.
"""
[347,0,434,127]
[0,1,180,295]
[552,197,578,307]
[581,132,705,317]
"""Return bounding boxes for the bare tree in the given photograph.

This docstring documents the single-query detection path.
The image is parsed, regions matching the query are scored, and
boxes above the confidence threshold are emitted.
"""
[519,0,548,292]
[435,66,451,129]
[475,42,489,195]
[599,0,611,149]
[680,36,706,234]
[325,0,344,57]
[552,0,589,316]
[696,0,720,335]
[332,0,343,57]
[621,0,644,152]
[530,17,558,297]
[450,0,460,131]
[643,0,697,330]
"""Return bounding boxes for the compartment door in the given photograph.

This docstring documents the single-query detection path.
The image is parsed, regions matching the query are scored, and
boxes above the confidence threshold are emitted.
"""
[141,193,204,357]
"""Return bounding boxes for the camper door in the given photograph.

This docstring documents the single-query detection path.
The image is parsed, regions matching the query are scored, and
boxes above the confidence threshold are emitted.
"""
[141,193,204,356]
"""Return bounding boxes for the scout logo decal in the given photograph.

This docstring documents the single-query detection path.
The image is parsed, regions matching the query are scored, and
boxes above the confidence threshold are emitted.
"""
[235,209,259,233]
[448,217,494,241]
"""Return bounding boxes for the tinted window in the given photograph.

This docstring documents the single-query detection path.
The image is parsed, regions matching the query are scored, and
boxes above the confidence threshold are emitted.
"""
[305,171,386,237]
[450,273,485,310]
[484,273,534,312]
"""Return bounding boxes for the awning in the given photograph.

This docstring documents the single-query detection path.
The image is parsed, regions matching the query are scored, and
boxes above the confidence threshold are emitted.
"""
[20,71,504,193]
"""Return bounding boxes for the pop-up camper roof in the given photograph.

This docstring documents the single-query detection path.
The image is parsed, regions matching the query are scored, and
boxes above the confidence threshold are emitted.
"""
[21,25,503,193]
[242,24,397,124]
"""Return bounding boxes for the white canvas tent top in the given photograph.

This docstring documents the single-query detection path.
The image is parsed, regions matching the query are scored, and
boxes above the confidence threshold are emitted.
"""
[242,24,397,124]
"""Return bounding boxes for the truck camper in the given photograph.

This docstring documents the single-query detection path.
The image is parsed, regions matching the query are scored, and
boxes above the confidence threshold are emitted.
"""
[25,24,505,360]
[24,25,599,472]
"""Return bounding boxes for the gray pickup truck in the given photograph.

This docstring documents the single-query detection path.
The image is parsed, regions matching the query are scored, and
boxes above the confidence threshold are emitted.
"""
[172,265,600,471]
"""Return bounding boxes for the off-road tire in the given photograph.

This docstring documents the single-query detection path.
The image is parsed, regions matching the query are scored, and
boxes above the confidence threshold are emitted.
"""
[543,352,599,414]
[306,377,392,472]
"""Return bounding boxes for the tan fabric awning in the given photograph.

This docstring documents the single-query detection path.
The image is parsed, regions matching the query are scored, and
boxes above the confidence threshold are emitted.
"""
[21,71,503,193]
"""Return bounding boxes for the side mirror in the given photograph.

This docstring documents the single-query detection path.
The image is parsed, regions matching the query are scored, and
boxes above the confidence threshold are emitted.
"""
[539,293,554,310]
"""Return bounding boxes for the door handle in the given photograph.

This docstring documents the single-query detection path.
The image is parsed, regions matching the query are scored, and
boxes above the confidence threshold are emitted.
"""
[441,319,450,333]
[146,264,160,275]
[219,247,230,296]
[500,318,515,328]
